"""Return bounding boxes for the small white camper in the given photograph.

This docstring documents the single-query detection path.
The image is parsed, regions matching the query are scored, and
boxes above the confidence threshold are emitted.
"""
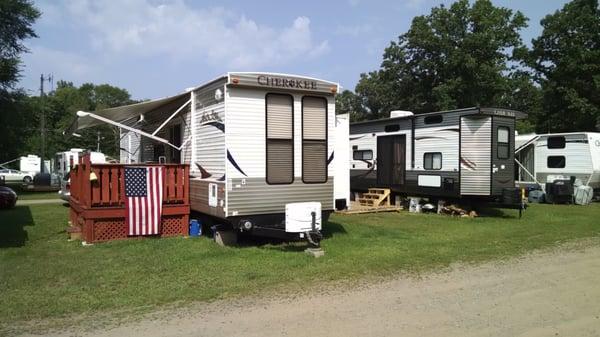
[515,132,600,194]
[68,72,340,240]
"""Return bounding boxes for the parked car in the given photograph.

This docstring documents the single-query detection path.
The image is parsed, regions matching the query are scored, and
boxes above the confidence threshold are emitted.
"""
[0,186,17,209]
[0,167,33,183]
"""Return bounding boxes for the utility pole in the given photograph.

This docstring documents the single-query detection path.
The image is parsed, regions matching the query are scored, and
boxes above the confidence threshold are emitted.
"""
[40,74,46,166]
[39,74,53,170]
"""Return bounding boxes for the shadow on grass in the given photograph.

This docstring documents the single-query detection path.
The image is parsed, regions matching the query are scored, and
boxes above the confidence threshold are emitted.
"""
[235,220,349,253]
[477,207,519,219]
[0,205,34,248]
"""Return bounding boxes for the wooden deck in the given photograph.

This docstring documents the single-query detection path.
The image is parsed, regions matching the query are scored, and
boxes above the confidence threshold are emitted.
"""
[337,200,403,214]
[69,154,190,243]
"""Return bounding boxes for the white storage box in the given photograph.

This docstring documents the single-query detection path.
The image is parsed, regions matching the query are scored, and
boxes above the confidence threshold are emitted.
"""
[285,202,322,233]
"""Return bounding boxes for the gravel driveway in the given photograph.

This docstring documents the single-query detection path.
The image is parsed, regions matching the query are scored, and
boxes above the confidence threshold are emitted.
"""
[41,241,600,337]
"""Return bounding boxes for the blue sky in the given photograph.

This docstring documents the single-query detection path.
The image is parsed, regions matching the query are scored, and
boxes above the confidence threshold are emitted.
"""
[20,0,569,100]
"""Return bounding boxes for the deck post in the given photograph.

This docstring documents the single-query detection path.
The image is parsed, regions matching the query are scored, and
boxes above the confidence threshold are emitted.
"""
[183,165,190,204]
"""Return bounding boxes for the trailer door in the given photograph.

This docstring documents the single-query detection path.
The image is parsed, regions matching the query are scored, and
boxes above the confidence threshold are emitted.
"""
[377,135,405,186]
[460,116,491,195]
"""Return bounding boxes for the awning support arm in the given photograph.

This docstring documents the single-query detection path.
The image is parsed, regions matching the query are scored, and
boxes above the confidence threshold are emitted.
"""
[514,158,544,192]
[151,98,191,136]
[76,111,179,150]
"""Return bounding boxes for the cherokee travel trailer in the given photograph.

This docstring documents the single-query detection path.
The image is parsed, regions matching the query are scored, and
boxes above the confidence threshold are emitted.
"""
[68,72,340,240]
[350,107,526,202]
[515,132,600,195]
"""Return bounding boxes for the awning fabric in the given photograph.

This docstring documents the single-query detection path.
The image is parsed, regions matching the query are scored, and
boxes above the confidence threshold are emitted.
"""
[68,92,189,132]
[515,134,538,152]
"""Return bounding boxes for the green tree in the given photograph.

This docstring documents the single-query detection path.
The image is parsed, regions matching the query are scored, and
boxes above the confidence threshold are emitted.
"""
[530,0,600,133]
[356,0,530,118]
[335,90,368,121]
[0,0,40,90]
[24,82,134,159]
[0,0,40,162]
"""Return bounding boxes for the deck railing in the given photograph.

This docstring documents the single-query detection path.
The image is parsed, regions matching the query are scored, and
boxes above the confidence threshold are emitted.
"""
[68,154,190,243]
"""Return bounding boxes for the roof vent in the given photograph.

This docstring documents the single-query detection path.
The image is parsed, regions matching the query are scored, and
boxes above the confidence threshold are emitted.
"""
[389,110,413,118]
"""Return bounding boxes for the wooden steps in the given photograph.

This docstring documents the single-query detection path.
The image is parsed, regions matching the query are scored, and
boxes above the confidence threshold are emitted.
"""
[357,188,391,207]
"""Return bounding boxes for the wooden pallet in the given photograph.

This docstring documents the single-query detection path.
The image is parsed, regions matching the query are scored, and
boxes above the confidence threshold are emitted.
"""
[338,202,402,214]
[357,188,391,208]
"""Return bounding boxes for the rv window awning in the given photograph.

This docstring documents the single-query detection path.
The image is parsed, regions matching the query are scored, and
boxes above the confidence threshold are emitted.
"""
[65,91,192,149]
[515,134,539,153]
[67,92,190,132]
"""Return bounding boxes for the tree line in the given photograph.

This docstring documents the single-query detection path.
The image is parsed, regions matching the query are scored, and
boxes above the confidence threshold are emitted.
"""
[336,0,600,134]
[1,0,599,164]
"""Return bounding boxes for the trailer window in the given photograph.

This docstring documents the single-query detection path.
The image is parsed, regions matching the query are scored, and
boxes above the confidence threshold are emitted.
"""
[384,124,400,132]
[424,152,442,170]
[424,115,443,124]
[353,150,373,160]
[547,156,566,168]
[266,94,294,184]
[547,136,566,149]
[497,127,509,159]
[302,96,327,183]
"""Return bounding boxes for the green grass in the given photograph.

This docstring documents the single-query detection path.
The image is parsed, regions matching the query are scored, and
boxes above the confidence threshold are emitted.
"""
[1,203,599,331]
[15,191,60,200]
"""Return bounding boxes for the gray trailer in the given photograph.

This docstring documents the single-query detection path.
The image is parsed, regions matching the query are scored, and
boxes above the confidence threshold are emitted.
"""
[350,107,526,204]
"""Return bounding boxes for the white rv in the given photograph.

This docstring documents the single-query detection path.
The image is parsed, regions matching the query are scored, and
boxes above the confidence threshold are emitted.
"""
[68,72,340,240]
[334,114,350,210]
[350,107,526,203]
[515,132,600,194]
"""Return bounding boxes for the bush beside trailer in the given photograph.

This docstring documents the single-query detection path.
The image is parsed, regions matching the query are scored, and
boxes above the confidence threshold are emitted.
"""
[68,72,344,240]
[349,107,526,204]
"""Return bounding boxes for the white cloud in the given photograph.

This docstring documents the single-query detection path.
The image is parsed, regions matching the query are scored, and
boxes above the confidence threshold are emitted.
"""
[60,0,329,69]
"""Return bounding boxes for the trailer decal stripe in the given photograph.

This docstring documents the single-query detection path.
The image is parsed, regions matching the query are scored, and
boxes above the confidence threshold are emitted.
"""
[227,150,248,177]
[194,163,213,179]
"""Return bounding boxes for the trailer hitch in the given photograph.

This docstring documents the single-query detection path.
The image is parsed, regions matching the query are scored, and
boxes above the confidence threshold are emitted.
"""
[305,211,323,248]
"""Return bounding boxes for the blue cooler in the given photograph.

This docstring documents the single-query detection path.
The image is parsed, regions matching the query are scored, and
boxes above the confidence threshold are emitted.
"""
[189,219,201,237]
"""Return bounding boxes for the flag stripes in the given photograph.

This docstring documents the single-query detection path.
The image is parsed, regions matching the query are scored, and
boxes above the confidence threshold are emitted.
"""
[125,167,163,236]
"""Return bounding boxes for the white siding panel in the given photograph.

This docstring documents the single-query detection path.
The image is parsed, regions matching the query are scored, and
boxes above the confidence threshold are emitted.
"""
[193,103,225,178]
[460,116,491,195]
[535,134,593,174]
[226,87,335,215]
[414,112,460,172]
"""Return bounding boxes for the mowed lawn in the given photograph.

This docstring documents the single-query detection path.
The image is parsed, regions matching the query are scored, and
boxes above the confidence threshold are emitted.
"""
[1,202,600,330]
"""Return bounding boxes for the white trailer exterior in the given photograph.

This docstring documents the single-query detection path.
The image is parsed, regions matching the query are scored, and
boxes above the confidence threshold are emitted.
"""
[334,114,350,210]
[515,132,600,193]
[69,72,340,238]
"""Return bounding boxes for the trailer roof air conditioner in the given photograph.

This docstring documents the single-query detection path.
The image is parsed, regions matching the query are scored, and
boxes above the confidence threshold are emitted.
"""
[390,110,413,118]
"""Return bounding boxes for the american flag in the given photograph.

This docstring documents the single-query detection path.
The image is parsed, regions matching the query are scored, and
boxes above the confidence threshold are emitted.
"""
[125,167,163,236]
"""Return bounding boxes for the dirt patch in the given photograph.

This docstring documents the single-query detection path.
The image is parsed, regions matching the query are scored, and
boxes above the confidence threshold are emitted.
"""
[29,239,600,337]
